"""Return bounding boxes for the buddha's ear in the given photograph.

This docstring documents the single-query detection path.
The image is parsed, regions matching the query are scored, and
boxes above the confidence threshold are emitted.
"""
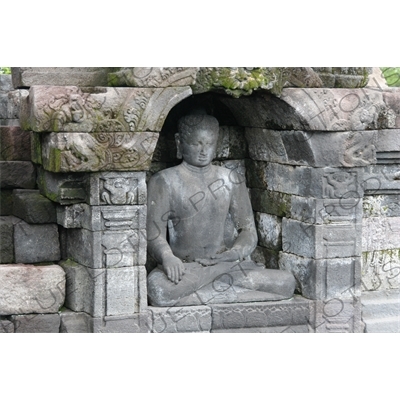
[175,133,183,159]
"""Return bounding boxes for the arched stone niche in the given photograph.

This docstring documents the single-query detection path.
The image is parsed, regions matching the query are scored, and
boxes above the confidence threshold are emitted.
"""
[17,67,400,332]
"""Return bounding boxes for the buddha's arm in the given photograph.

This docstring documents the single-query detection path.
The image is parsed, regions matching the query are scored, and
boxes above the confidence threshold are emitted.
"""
[228,178,258,260]
[147,173,184,284]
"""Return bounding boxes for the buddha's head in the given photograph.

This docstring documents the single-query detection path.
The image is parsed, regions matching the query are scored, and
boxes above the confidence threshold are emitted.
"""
[176,111,219,167]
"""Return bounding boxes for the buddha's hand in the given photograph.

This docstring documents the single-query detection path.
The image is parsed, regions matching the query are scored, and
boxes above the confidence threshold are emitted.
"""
[163,255,185,284]
[196,249,241,266]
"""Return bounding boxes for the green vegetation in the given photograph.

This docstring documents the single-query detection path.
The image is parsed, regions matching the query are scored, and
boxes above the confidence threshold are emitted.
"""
[381,67,400,87]
[0,67,11,74]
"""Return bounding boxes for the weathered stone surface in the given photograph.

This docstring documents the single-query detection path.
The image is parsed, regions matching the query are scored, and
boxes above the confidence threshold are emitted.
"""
[21,86,192,133]
[363,165,400,195]
[382,91,400,129]
[267,164,364,199]
[11,314,61,333]
[0,88,28,120]
[0,189,13,215]
[282,218,362,259]
[109,67,198,88]
[255,213,282,250]
[148,306,212,333]
[87,171,147,206]
[280,252,361,300]
[0,216,20,263]
[246,129,377,167]
[375,129,400,154]
[361,249,400,291]
[57,204,146,232]
[37,167,87,205]
[210,297,312,330]
[14,221,61,263]
[212,325,310,333]
[0,317,13,333]
[250,246,279,269]
[362,216,400,252]
[60,259,147,317]
[12,67,117,88]
[245,160,268,189]
[250,189,291,217]
[363,194,400,218]
[280,88,394,131]
[13,189,57,224]
[40,131,159,173]
[215,126,247,160]
[367,67,389,89]
[0,74,13,93]
[91,313,149,333]
[0,126,31,161]
[60,260,106,317]
[290,195,362,225]
[0,161,36,189]
[311,298,363,333]
[59,309,90,333]
[66,225,146,269]
[0,264,65,315]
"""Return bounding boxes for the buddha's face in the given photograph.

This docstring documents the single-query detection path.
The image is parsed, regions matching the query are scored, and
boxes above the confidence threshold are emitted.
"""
[178,128,218,167]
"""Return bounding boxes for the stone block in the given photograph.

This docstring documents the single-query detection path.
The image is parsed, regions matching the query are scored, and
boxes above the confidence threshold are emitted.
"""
[108,67,198,87]
[40,131,159,173]
[90,313,150,333]
[375,129,400,154]
[250,189,291,217]
[30,132,42,164]
[383,91,400,129]
[106,266,147,316]
[14,221,61,263]
[250,246,279,269]
[290,195,362,225]
[0,126,31,161]
[245,128,287,163]
[0,216,20,263]
[148,306,212,333]
[60,260,106,317]
[311,298,363,333]
[60,260,147,317]
[0,74,13,93]
[363,165,400,195]
[67,225,146,268]
[0,161,36,189]
[255,213,282,250]
[362,250,400,291]
[210,297,313,330]
[21,85,191,133]
[0,89,28,120]
[282,218,362,259]
[12,67,118,88]
[59,309,91,333]
[57,204,146,232]
[245,160,268,189]
[0,189,13,215]
[0,317,13,333]
[362,290,400,321]
[13,189,57,224]
[87,171,147,206]
[363,194,400,217]
[0,264,65,315]
[362,216,400,252]
[215,126,248,160]
[212,325,310,333]
[11,314,61,333]
[280,88,393,131]
[279,252,361,300]
[266,163,364,199]
[37,167,87,205]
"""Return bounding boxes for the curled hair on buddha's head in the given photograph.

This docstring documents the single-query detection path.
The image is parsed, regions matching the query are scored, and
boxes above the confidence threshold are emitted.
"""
[175,108,219,159]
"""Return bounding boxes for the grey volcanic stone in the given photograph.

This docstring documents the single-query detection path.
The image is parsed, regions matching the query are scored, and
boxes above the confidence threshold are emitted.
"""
[0,264,65,315]
[13,189,57,224]
[148,306,212,333]
[12,67,117,88]
[0,161,36,189]
[11,314,61,333]
[0,126,31,161]
[255,213,282,250]
[59,309,90,333]
[14,221,61,263]
[0,189,13,215]
[90,313,150,333]
[0,216,20,263]
[0,317,13,333]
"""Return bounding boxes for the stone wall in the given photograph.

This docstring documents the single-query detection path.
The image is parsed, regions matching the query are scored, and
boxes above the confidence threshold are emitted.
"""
[1,67,399,333]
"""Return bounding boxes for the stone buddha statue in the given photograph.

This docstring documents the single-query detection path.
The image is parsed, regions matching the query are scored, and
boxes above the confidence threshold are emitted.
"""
[147,111,295,307]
